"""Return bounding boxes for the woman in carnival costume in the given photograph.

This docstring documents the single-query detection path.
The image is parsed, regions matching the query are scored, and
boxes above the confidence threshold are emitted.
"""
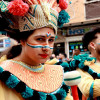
[0,0,81,100]
[70,28,100,100]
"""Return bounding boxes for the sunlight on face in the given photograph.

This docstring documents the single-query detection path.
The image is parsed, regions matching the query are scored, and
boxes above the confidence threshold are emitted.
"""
[23,28,55,65]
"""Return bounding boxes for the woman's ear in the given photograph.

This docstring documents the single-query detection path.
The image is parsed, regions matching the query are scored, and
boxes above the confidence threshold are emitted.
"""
[89,42,96,50]
[20,40,25,46]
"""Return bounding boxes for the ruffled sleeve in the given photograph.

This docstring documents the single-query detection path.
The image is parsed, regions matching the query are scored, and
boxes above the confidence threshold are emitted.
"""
[0,81,24,100]
[0,81,5,100]
[77,68,100,98]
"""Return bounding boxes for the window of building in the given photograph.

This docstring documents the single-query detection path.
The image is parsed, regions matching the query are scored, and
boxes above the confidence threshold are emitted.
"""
[86,0,100,2]
[85,1,100,19]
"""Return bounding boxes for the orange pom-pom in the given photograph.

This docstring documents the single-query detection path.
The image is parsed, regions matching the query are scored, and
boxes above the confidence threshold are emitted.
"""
[7,0,29,16]
[59,0,68,10]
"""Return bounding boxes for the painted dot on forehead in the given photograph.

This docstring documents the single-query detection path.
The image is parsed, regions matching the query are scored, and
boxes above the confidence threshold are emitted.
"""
[46,32,51,39]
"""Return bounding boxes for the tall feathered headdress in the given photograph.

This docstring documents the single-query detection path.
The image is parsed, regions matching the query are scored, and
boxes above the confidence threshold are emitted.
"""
[0,0,70,34]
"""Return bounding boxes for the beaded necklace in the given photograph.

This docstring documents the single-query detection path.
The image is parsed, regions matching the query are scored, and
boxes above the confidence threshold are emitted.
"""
[9,60,44,72]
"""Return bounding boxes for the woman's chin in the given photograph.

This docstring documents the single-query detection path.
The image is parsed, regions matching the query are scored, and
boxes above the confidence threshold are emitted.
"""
[40,59,48,64]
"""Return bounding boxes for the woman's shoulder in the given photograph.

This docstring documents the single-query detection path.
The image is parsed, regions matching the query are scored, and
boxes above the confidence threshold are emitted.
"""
[0,59,12,68]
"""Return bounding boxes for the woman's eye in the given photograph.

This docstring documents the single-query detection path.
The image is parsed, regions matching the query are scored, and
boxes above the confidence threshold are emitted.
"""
[49,39,54,42]
[37,38,44,41]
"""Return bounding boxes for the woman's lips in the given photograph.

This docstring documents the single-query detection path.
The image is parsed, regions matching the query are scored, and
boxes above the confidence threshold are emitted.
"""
[39,54,48,58]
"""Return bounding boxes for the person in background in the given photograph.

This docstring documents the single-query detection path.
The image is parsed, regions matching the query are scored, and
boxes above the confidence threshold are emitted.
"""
[56,55,60,60]
[50,53,56,60]
[72,48,81,59]
[45,53,59,65]
[59,53,69,62]
[72,27,100,100]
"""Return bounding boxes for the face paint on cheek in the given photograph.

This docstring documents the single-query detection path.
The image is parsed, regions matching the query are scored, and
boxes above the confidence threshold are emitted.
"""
[26,43,53,49]
[46,32,51,39]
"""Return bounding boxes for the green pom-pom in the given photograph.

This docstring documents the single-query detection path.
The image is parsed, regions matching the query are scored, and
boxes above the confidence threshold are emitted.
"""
[21,86,33,98]
[58,10,70,28]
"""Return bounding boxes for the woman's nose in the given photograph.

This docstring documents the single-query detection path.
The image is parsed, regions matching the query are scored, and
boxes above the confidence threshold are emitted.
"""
[42,45,50,52]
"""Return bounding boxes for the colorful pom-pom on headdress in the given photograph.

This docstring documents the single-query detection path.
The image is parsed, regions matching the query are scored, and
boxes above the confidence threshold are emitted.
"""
[7,0,29,16]
[0,0,72,34]
[59,0,68,10]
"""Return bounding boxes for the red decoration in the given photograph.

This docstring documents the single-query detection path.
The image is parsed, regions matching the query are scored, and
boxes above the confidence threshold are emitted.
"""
[59,0,68,10]
[7,0,29,16]
[71,85,79,100]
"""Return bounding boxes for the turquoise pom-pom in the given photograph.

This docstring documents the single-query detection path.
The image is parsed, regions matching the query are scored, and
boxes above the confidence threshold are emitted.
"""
[49,94,57,100]
[38,92,46,100]
[97,74,100,78]
[61,62,69,68]
[78,61,84,69]
[58,10,70,28]
[0,67,3,73]
[87,57,96,62]
[21,86,34,98]
[88,68,94,75]
[58,88,67,99]
[69,60,76,68]
[73,55,81,61]
[6,75,20,88]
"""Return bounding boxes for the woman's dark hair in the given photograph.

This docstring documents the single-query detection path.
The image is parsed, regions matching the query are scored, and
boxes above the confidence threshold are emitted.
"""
[82,27,100,49]
[0,12,35,59]
[7,30,34,42]
[0,45,22,59]
[1,30,34,59]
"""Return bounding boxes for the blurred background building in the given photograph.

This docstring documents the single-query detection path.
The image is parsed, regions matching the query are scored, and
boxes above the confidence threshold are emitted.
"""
[54,0,100,58]
[0,33,18,55]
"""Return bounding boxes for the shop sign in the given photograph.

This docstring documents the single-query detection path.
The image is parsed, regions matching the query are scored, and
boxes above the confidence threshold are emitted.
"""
[68,27,91,35]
